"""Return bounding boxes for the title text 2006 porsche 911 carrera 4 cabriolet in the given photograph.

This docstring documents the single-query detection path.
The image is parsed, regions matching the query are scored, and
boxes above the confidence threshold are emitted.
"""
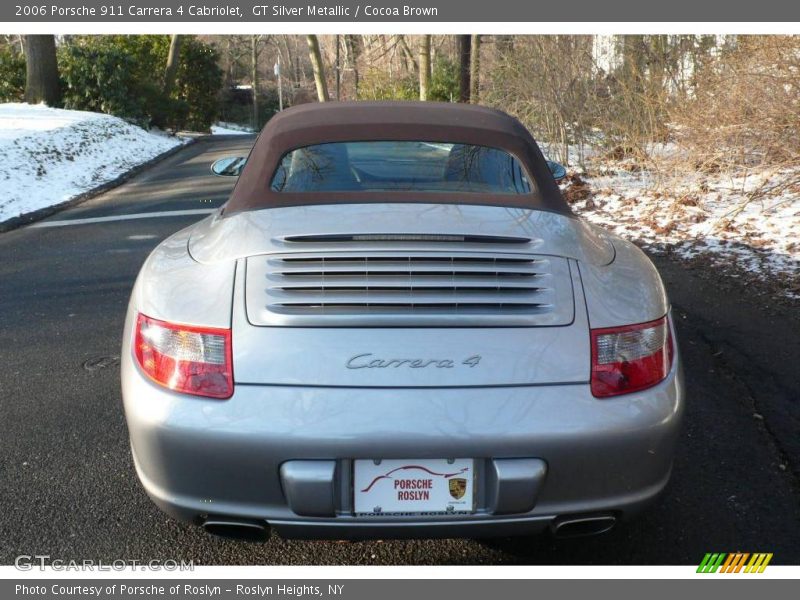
[121,102,683,541]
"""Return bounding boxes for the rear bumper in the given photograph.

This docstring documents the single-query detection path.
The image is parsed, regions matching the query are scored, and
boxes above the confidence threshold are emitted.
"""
[122,349,684,539]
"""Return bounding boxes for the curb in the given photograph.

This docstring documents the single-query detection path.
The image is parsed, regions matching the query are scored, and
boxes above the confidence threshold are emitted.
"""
[0,134,224,234]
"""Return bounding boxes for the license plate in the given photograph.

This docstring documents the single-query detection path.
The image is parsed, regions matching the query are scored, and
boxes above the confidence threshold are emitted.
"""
[353,458,475,515]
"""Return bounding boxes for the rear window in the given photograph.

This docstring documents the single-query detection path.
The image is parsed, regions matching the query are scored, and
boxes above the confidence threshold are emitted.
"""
[269,141,533,194]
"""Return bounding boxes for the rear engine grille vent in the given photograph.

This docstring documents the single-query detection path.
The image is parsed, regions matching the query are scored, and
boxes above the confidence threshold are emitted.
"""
[245,252,575,327]
[283,234,531,244]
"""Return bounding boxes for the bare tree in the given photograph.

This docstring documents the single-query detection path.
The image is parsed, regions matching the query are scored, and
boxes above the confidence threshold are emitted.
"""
[163,35,183,96]
[484,36,595,165]
[306,35,329,102]
[457,35,471,103]
[218,35,251,86]
[0,34,25,55]
[335,35,341,101]
[419,35,431,101]
[251,35,260,128]
[469,34,481,104]
[23,35,60,105]
[345,35,361,100]
[397,35,418,75]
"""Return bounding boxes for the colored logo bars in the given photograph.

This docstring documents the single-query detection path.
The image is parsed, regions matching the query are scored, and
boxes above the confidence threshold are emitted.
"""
[697,553,773,573]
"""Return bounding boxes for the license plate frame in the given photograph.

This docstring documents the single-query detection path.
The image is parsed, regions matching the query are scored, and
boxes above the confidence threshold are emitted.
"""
[352,458,475,516]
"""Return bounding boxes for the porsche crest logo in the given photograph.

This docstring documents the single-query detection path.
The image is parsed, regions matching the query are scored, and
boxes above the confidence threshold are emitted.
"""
[448,477,467,500]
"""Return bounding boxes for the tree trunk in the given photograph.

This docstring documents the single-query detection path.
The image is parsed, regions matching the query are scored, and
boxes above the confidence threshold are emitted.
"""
[398,35,418,75]
[223,37,234,87]
[335,34,341,101]
[469,34,481,104]
[458,34,472,103]
[306,35,329,102]
[163,35,183,96]
[23,35,60,106]
[419,35,431,101]
[346,35,360,100]
[295,37,305,87]
[279,35,297,90]
[251,35,259,129]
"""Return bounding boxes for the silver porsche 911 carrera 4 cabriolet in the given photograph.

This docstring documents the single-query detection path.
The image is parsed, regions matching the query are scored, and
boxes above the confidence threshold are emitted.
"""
[121,101,684,542]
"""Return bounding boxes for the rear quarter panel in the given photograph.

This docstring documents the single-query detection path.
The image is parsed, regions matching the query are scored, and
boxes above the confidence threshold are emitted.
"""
[578,236,669,328]
[127,224,236,329]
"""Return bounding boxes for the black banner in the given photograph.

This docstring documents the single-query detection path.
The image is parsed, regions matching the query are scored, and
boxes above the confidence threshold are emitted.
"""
[4,0,800,22]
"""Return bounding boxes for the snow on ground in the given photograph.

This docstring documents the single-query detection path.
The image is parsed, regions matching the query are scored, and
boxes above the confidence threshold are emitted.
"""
[561,156,800,299]
[0,103,182,224]
[210,122,254,135]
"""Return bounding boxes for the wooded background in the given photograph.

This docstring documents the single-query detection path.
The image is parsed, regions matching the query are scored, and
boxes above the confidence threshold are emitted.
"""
[2,34,799,186]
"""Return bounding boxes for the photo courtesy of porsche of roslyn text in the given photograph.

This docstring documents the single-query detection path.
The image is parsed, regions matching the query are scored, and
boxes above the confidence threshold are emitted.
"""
[0,32,798,569]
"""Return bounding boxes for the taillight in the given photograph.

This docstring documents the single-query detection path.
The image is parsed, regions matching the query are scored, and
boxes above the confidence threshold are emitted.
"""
[134,313,233,399]
[590,316,673,398]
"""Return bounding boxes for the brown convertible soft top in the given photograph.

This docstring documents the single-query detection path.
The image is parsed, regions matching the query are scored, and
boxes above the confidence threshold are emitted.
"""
[223,101,571,216]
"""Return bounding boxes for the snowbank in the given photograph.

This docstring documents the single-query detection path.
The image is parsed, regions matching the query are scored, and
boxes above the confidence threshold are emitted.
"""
[0,103,182,224]
[210,122,254,135]
[563,159,800,299]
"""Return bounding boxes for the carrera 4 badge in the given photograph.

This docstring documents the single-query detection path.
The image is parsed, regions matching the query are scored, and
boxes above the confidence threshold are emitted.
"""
[346,353,482,369]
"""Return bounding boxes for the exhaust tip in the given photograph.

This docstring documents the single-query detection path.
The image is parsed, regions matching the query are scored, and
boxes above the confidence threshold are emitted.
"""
[551,514,617,539]
[202,518,270,543]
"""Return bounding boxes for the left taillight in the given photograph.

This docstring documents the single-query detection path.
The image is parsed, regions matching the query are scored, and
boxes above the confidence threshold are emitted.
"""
[590,315,673,398]
[133,313,233,399]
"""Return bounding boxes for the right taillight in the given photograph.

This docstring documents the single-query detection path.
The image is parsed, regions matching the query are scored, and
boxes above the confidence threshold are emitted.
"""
[590,316,673,398]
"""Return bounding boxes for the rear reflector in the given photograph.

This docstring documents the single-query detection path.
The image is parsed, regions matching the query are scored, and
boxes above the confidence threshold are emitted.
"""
[590,316,673,398]
[134,313,233,399]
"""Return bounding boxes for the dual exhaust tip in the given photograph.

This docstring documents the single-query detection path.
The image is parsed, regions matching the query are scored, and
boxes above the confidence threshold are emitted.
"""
[202,517,270,542]
[551,513,617,538]
[201,512,617,542]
